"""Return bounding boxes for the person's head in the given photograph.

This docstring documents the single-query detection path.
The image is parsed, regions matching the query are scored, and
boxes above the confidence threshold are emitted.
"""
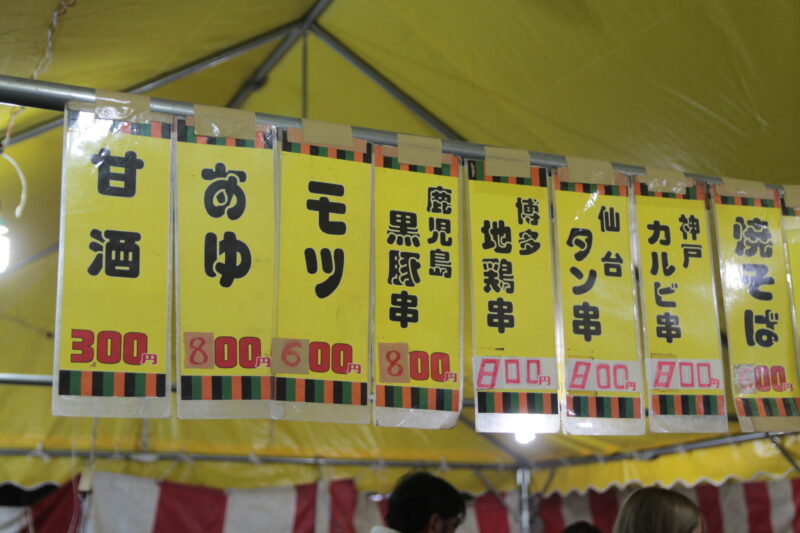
[562,521,602,533]
[385,471,466,533]
[613,487,703,533]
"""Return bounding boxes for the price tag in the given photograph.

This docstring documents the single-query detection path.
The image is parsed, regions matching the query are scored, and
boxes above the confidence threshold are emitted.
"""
[271,338,309,375]
[183,332,214,369]
[378,342,410,384]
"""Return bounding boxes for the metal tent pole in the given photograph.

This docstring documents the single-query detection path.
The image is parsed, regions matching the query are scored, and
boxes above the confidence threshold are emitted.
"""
[769,435,800,475]
[0,447,518,471]
[1,21,301,147]
[517,468,532,533]
[310,23,464,141]
[0,74,722,182]
[227,0,336,109]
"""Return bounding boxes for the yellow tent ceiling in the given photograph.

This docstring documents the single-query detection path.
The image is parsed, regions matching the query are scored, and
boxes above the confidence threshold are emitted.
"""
[0,0,798,495]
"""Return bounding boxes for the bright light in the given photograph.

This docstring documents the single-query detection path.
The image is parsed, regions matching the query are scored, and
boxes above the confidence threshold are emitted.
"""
[0,224,9,273]
[514,427,537,445]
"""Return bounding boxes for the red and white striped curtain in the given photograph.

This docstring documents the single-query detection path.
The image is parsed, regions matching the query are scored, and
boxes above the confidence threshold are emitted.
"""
[13,471,519,533]
[538,479,800,533]
[13,472,800,533]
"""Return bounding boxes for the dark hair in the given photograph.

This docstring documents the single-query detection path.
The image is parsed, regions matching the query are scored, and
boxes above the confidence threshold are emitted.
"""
[563,521,602,533]
[386,472,465,533]
[613,487,701,533]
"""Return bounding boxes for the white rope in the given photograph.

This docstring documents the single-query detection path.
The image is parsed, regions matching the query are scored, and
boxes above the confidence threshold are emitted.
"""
[1,153,27,218]
[1,0,76,150]
[32,0,77,81]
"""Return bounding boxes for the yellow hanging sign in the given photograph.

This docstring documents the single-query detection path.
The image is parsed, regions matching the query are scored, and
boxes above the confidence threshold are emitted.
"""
[274,134,372,423]
[784,210,800,360]
[633,180,726,432]
[468,160,559,433]
[53,105,171,418]
[554,173,644,434]
[175,120,275,418]
[713,186,800,431]
[373,146,461,429]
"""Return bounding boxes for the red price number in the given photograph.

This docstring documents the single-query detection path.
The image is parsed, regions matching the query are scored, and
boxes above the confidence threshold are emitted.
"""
[70,329,154,365]
[652,360,721,390]
[309,342,355,375]
[378,343,455,384]
[568,360,639,392]
[409,351,455,382]
[184,332,267,370]
[736,364,792,393]
[271,339,360,376]
[475,357,554,390]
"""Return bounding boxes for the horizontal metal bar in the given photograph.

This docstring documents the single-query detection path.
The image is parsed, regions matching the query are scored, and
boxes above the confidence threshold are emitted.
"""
[0,75,747,184]
[2,21,299,147]
[528,431,786,470]
[0,375,779,471]
[0,373,53,386]
[0,447,517,471]
[4,242,58,275]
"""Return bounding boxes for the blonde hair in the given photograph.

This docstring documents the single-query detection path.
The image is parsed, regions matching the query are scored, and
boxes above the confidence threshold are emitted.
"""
[613,488,702,533]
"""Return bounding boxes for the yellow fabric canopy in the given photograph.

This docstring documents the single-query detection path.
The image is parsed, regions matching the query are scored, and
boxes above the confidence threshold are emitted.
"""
[0,0,798,495]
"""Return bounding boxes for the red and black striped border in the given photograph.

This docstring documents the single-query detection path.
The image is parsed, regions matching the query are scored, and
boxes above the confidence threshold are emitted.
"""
[376,385,459,411]
[650,394,725,416]
[554,178,628,197]
[374,146,458,176]
[67,109,171,139]
[712,185,780,207]
[736,397,800,417]
[566,395,641,418]
[180,375,271,401]
[466,159,547,187]
[633,181,705,200]
[274,377,368,406]
[281,137,371,163]
[176,119,269,148]
[58,370,166,398]
[477,391,558,415]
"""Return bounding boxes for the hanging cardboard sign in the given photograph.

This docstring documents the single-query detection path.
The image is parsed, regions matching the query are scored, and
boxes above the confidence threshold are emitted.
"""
[467,160,559,434]
[175,117,275,419]
[273,130,372,424]
[633,177,727,433]
[713,185,800,432]
[53,103,171,418]
[782,203,800,426]
[373,145,462,429]
[553,169,645,435]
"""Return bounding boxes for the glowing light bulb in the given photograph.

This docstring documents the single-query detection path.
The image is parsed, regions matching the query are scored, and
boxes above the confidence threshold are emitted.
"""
[514,427,537,445]
[0,223,9,273]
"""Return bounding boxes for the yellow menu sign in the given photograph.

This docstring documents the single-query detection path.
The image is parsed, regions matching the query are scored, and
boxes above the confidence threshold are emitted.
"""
[373,146,461,429]
[175,120,275,418]
[53,105,171,418]
[274,133,371,423]
[714,186,800,431]
[468,160,559,434]
[554,172,644,435]
[634,179,726,433]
